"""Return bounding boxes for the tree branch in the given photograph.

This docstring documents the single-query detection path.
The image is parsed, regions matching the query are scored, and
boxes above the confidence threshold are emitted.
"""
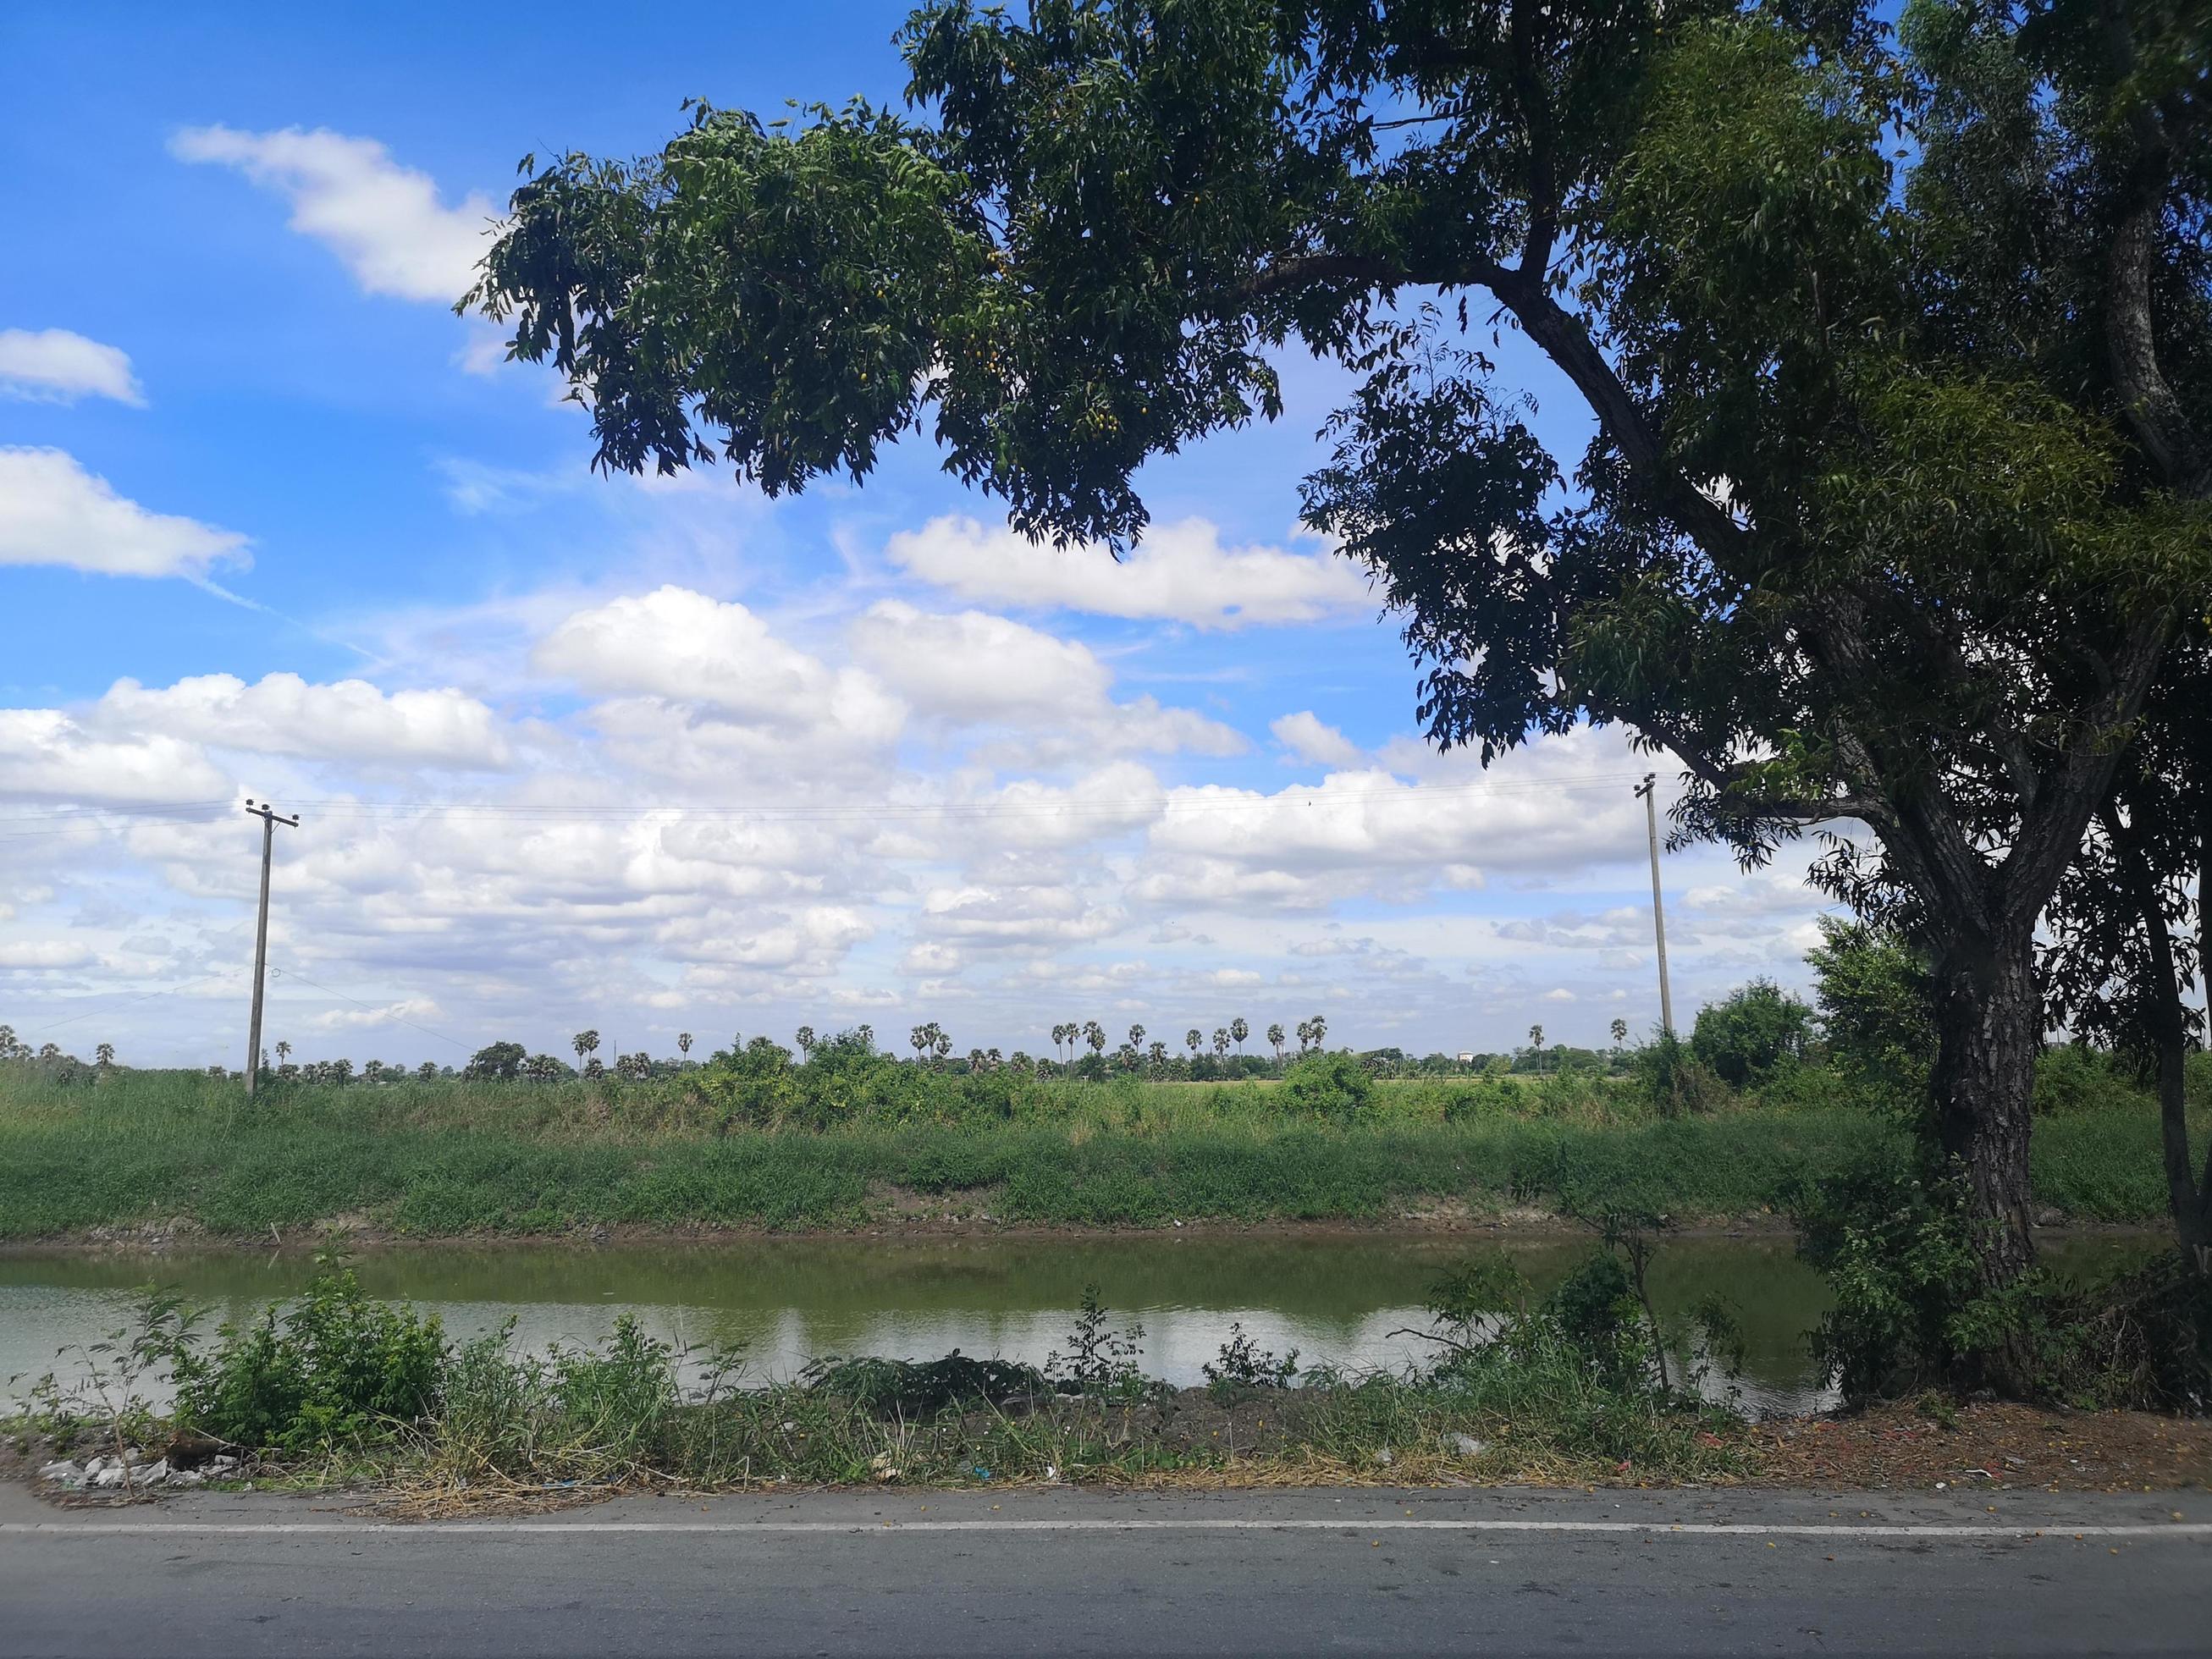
[2099,0,2211,498]
[2003,604,2175,929]
[1492,279,1752,571]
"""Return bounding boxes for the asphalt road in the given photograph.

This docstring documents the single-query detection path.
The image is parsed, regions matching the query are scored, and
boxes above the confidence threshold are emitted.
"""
[3,1481,2204,1658]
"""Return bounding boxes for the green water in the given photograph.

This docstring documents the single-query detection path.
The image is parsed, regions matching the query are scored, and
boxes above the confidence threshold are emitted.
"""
[0,1232,2164,1416]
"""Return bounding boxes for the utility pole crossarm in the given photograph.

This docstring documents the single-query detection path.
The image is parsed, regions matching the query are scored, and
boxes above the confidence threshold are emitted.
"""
[1634,774,1675,1039]
[243,798,301,1100]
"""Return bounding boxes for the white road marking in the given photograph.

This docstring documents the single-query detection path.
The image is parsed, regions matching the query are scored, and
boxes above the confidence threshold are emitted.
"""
[3,1518,2206,1540]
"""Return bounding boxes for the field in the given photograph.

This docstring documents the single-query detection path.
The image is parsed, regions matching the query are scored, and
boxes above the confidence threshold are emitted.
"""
[0,1063,2188,1241]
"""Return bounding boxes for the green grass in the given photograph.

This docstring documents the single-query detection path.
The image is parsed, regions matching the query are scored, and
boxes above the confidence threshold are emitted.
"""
[0,1064,2189,1240]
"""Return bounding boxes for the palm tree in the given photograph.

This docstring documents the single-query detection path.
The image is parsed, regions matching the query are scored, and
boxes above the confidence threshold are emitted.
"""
[1148,1039,1168,1071]
[1230,1017,1249,1058]
[94,1042,114,1068]
[573,1030,599,1069]
[1294,1019,1311,1055]
[1127,1022,1145,1056]
[677,1032,693,1060]
[1185,1028,1202,1060]
[1212,1028,1229,1058]
[1051,1022,1070,1066]
[1267,1022,1285,1070]
[1083,1021,1106,1062]
[1608,1017,1628,1066]
[935,1028,953,1065]
[911,1023,932,1065]
[1529,1023,1545,1074]
[796,1025,816,1056]
[275,1040,291,1066]
[418,1060,439,1080]
[1308,1014,1327,1050]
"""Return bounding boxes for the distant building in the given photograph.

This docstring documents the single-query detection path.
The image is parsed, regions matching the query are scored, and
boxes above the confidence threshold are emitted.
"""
[1455,1051,1476,1065]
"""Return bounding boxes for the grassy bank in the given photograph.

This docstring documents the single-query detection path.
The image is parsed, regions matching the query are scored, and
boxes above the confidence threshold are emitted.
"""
[0,1065,2190,1240]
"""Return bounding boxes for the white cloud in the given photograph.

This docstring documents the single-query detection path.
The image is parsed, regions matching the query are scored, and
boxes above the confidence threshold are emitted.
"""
[1270,710,1363,767]
[92,673,510,769]
[885,515,1371,630]
[310,997,445,1033]
[852,601,1242,759]
[0,709,231,804]
[0,449,250,579]
[0,940,98,971]
[0,329,146,406]
[852,602,1111,724]
[538,587,899,740]
[170,124,493,304]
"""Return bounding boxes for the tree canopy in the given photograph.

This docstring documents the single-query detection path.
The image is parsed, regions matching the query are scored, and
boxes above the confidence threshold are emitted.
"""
[466,0,2212,1306]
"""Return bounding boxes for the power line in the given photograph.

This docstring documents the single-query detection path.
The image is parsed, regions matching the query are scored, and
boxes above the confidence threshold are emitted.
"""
[22,968,250,1037]
[0,771,1656,835]
[267,963,472,1052]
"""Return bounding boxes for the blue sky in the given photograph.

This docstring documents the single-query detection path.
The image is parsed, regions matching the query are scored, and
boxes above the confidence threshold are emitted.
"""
[0,3,1836,1067]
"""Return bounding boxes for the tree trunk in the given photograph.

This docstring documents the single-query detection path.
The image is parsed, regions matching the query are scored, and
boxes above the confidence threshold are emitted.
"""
[2113,818,2212,1274]
[1927,924,2042,1300]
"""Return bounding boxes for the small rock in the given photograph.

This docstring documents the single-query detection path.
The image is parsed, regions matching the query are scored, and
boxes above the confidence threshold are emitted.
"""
[92,1466,127,1489]
[2033,1207,2063,1228]
[170,1469,205,1487]
[2004,1456,2027,1469]
[81,1457,108,1479]
[166,1430,232,1470]
[37,1461,82,1484]
[208,1456,239,1474]
[129,1460,170,1488]
[1448,1436,1487,1458]
[1371,1449,1394,1468]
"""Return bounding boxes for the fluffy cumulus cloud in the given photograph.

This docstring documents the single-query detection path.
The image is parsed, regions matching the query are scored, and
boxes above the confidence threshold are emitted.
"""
[885,515,1372,631]
[1270,710,1363,767]
[0,449,249,579]
[3,555,1839,1061]
[311,997,445,1033]
[535,586,905,779]
[92,674,509,768]
[169,125,493,304]
[0,329,146,406]
[0,708,231,803]
[852,601,1242,760]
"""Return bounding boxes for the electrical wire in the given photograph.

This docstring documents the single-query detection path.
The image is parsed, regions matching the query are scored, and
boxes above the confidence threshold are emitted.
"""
[22,968,250,1037]
[0,771,1656,836]
[265,964,472,1052]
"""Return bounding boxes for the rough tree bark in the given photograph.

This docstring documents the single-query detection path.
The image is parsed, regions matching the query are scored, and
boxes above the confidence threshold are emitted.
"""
[1927,923,2044,1287]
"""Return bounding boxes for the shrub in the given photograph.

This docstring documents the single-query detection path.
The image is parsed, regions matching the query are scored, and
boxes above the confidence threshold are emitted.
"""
[1690,979,1813,1090]
[1629,1033,1729,1116]
[1280,1050,1374,1116]
[174,1268,449,1452]
[2031,1043,2144,1116]
[1202,1323,1301,1401]
[1805,917,1933,1108]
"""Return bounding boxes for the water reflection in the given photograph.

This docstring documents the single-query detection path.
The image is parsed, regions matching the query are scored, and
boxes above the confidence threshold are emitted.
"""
[0,1232,2160,1419]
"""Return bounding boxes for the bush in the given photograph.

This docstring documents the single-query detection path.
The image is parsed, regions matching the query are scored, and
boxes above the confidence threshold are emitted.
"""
[1805,917,1933,1108]
[1690,979,1813,1090]
[2032,1043,2144,1116]
[174,1268,449,1452]
[1280,1050,1374,1116]
[1630,1033,1729,1116]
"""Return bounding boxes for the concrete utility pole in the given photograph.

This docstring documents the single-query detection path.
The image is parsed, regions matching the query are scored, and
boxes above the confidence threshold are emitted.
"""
[243,798,300,1099]
[1634,774,1675,1038]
